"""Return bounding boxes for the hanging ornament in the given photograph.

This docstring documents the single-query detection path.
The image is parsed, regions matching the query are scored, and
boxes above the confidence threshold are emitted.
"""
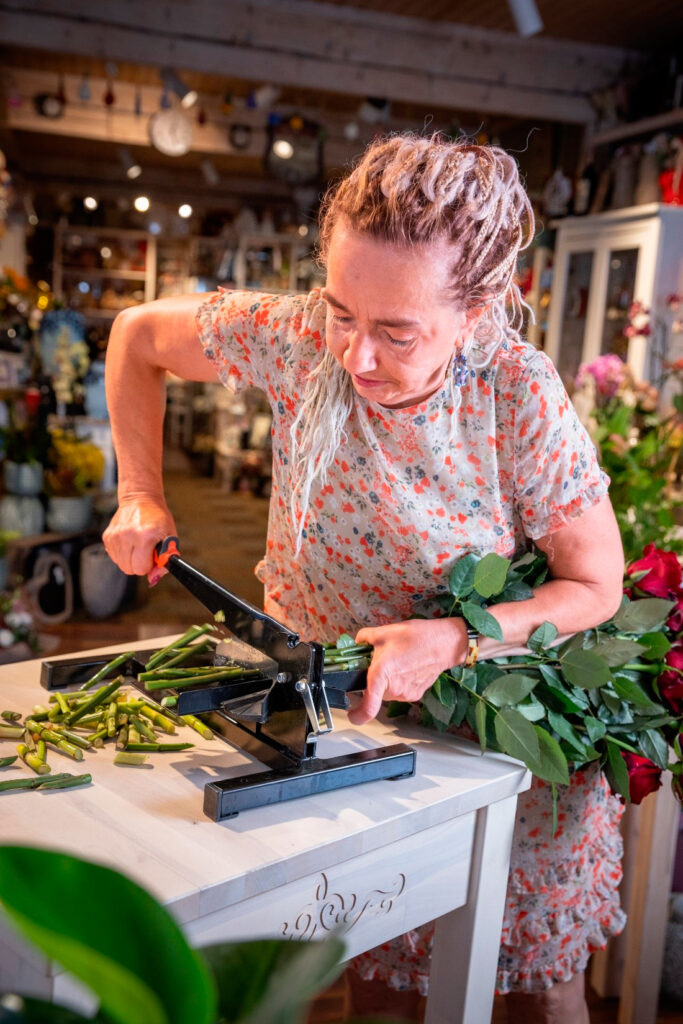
[246,91,257,109]
[289,114,304,132]
[160,88,172,110]
[267,113,282,127]
[134,87,143,117]
[78,74,91,102]
[56,76,66,107]
[197,106,207,126]
[104,82,115,107]
[221,91,233,115]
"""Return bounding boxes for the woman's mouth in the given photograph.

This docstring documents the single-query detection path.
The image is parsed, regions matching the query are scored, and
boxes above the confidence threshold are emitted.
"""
[353,374,386,388]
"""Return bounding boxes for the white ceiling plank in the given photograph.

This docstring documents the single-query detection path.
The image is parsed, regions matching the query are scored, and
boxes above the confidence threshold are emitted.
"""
[0,1,633,123]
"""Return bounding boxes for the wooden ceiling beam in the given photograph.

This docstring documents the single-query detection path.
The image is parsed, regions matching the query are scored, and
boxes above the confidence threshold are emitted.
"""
[0,0,637,124]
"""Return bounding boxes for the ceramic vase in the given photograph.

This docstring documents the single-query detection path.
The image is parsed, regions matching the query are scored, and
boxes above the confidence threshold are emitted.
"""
[4,461,44,496]
[46,495,92,533]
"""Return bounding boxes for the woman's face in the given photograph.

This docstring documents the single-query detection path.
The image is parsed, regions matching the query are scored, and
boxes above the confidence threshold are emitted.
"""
[323,219,474,409]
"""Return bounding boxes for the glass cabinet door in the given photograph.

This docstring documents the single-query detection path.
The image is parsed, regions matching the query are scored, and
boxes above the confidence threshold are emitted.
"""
[600,248,640,359]
[557,251,593,386]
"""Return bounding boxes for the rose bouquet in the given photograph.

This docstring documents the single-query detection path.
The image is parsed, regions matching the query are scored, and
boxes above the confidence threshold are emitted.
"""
[386,545,683,822]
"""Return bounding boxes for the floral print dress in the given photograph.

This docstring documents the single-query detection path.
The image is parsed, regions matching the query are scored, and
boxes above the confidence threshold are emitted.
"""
[197,287,626,994]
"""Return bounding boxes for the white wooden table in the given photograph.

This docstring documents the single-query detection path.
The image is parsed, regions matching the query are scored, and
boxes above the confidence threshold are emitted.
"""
[0,639,530,1024]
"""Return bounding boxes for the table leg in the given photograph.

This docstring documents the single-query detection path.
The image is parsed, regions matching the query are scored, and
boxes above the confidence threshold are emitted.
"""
[425,794,518,1024]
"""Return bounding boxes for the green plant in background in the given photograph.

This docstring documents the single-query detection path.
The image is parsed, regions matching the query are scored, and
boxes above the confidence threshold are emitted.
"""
[0,845,350,1024]
[573,349,683,561]
[44,428,105,497]
[0,396,51,466]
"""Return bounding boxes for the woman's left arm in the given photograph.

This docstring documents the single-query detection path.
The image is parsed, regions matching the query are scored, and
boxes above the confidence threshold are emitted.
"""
[349,496,624,725]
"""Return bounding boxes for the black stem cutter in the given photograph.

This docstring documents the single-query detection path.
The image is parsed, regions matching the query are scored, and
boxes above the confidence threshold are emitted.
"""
[40,537,416,820]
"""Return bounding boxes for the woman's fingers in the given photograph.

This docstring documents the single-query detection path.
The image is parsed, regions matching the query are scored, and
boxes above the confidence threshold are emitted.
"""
[102,500,176,577]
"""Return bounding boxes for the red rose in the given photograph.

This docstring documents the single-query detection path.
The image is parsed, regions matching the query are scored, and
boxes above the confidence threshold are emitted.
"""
[622,752,662,804]
[658,671,683,714]
[665,643,683,672]
[628,544,682,598]
[667,596,683,634]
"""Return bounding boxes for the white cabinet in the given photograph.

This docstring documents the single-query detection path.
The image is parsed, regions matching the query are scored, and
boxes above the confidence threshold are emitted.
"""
[545,203,683,387]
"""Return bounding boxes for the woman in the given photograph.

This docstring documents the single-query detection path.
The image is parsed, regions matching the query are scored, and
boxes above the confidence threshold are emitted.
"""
[103,134,625,1023]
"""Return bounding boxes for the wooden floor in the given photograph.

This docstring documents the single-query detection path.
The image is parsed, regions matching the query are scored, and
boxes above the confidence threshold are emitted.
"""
[35,450,683,1024]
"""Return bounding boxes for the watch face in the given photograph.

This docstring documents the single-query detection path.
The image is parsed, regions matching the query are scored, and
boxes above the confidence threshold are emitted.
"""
[148,109,194,156]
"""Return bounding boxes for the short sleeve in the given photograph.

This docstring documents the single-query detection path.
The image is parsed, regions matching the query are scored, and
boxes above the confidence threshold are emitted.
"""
[195,288,324,394]
[512,351,610,539]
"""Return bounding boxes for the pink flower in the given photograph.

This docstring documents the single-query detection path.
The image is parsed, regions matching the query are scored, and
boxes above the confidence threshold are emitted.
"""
[575,354,628,399]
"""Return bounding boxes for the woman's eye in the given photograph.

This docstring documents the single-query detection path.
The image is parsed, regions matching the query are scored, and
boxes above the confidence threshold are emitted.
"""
[332,314,352,326]
[385,334,413,348]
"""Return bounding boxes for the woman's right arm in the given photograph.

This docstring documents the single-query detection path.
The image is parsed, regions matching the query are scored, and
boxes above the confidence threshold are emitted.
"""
[102,295,220,577]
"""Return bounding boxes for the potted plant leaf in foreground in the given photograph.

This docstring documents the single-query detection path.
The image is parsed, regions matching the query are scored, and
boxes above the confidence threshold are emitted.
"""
[0,845,356,1024]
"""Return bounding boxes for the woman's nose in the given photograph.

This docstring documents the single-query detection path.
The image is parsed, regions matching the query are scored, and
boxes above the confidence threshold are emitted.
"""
[343,329,378,374]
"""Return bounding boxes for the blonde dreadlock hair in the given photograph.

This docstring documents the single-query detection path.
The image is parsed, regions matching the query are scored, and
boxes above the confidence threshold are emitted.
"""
[289,133,535,554]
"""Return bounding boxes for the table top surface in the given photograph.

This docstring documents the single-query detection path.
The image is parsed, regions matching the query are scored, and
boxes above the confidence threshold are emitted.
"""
[1,637,529,926]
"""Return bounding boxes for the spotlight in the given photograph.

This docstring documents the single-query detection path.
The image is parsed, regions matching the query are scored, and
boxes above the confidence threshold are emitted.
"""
[272,139,294,160]
[83,196,98,211]
[134,195,150,212]
[507,0,543,36]
[178,203,193,219]
[120,147,142,180]
[161,67,198,109]
[148,221,162,235]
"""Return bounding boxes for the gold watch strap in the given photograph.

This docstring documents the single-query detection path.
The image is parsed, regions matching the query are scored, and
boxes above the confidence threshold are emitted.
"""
[464,625,479,667]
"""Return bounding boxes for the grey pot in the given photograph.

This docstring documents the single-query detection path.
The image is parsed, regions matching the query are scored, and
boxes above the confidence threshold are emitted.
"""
[4,461,44,496]
[79,542,129,619]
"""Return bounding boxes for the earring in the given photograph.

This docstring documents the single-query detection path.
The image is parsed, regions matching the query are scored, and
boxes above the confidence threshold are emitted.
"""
[455,350,468,387]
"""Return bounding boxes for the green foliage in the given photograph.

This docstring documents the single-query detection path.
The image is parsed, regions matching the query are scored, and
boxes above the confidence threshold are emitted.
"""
[414,550,682,813]
[0,846,352,1024]
[590,390,682,561]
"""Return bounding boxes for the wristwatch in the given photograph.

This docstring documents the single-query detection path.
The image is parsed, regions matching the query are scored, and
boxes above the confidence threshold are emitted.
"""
[464,624,480,667]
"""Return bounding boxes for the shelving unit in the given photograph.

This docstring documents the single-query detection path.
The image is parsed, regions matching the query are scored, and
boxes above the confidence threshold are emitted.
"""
[53,225,157,321]
[545,203,683,387]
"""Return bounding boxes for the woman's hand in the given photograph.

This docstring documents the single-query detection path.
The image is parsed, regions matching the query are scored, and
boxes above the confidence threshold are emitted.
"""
[347,617,468,725]
[102,497,177,584]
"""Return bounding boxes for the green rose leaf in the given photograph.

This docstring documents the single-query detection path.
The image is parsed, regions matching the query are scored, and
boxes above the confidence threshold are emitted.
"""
[499,578,535,602]
[638,631,671,659]
[612,675,662,710]
[516,698,546,722]
[560,648,612,689]
[448,554,477,598]
[473,553,511,598]
[451,684,471,728]
[422,688,454,727]
[547,709,589,756]
[474,699,487,753]
[482,672,537,707]
[585,717,607,743]
[460,601,504,640]
[531,726,570,785]
[600,690,623,714]
[494,707,540,766]
[594,637,647,667]
[527,621,559,654]
[335,633,356,650]
[604,740,631,802]
[432,673,458,710]
[556,631,587,658]
[613,598,675,633]
[639,728,670,770]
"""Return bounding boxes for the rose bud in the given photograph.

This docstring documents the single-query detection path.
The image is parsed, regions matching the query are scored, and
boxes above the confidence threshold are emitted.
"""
[667,596,683,634]
[622,752,662,804]
[627,544,682,599]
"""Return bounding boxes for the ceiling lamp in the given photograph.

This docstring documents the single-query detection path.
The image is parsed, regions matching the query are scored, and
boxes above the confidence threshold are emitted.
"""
[178,203,193,219]
[83,196,98,211]
[507,0,543,36]
[119,147,142,180]
[161,67,198,109]
[134,195,150,212]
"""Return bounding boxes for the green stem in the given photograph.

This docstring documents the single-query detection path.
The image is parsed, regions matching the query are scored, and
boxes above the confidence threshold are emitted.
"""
[604,736,641,755]
[144,625,214,670]
[78,652,135,691]
[143,667,259,691]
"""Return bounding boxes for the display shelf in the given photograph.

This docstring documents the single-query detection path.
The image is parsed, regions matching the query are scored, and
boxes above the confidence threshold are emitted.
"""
[545,203,683,387]
[53,224,157,319]
[586,108,683,149]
